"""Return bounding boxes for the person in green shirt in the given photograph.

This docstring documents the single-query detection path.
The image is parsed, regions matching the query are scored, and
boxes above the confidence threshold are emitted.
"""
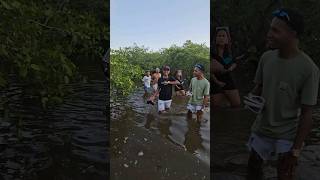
[187,64,210,123]
[246,8,320,180]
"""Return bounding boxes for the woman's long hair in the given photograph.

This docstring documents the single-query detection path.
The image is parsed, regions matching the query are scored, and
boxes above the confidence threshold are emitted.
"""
[174,70,182,80]
[214,27,233,58]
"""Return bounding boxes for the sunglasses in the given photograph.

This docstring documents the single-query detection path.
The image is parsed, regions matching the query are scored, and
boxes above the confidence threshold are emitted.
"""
[216,26,229,31]
[272,9,290,22]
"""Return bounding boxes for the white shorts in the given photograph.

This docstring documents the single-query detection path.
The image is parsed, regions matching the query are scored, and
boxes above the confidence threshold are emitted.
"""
[158,99,172,112]
[247,133,294,160]
[187,104,203,113]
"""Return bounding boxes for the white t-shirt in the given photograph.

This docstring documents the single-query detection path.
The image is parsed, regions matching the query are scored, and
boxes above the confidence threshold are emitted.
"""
[142,76,151,88]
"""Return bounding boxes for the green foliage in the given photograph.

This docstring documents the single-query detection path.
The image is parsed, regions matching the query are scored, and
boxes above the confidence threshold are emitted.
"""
[111,41,210,96]
[110,50,144,96]
[162,40,210,80]
[0,0,108,107]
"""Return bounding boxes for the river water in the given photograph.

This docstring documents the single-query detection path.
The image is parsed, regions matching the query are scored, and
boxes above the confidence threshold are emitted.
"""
[0,61,108,180]
[110,89,210,179]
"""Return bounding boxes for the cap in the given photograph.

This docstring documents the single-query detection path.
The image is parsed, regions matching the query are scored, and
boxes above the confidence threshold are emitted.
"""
[194,64,205,72]
[272,8,304,36]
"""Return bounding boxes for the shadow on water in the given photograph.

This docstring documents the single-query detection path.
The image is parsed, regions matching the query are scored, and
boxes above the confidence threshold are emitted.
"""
[0,61,108,180]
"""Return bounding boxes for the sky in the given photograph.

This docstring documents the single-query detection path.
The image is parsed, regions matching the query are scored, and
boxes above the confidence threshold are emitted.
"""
[111,0,210,51]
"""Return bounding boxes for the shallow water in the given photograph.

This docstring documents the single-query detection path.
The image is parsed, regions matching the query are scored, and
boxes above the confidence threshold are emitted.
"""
[112,89,210,166]
[0,62,108,179]
[212,105,320,175]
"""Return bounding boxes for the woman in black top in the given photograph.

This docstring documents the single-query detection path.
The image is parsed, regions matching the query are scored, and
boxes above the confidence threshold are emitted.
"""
[212,27,240,107]
[174,70,186,96]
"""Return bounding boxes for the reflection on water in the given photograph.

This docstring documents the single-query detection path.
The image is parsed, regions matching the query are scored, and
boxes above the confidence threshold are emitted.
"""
[122,89,210,165]
[0,63,107,179]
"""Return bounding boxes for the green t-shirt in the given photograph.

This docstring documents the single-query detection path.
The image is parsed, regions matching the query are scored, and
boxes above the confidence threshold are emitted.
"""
[188,77,210,105]
[252,50,320,140]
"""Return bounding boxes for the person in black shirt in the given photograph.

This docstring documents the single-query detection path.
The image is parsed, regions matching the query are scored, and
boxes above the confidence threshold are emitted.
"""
[147,66,180,114]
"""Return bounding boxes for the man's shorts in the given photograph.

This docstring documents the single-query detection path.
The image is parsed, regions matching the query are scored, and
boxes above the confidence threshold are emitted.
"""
[187,104,203,113]
[144,85,152,93]
[158,99,172,112]
[247,132,294,160]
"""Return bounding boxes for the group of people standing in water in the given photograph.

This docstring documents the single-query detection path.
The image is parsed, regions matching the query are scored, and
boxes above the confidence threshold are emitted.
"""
[213,8,320,180]
[142,64,210,123]
[142,8,320,180]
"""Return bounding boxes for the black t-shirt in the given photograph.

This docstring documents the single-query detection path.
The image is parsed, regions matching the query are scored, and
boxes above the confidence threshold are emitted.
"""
[158,76,176,100]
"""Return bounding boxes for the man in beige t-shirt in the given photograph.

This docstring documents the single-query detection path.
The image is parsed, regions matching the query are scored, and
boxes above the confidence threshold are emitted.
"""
[246,8,320,180]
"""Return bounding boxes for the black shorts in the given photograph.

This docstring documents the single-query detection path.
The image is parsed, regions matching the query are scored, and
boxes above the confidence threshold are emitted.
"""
[212,74,236,95]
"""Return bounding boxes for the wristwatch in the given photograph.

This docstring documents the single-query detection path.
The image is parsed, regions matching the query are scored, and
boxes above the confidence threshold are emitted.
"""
[291,148,301,157]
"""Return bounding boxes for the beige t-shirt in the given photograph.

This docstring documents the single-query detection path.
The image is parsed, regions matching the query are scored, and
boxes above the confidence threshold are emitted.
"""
[188,77,210,105]
[252,49,320,140]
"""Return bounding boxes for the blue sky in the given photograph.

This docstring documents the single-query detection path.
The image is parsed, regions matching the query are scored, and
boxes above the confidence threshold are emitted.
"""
[111,0,210,51]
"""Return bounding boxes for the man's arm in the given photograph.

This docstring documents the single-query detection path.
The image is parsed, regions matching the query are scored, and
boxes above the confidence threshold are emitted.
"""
[203,95,209,107]
[203,81,210,107]
[213,59,228,74]
[167,78,180,85]
[292,105,313,150]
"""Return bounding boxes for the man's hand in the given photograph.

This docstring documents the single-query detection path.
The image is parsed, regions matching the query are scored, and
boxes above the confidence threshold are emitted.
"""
[163,81,169,85]
[278,152,298,179]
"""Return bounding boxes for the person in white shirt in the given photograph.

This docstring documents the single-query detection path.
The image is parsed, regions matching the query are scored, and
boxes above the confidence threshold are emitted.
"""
[142,71,151,96]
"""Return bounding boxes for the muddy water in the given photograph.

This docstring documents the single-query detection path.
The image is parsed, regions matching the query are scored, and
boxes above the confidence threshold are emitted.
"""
[111,89,210,179]
[0,62,108,180]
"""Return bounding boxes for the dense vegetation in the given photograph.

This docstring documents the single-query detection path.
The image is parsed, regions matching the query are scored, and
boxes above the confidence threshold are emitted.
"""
[0,0,108,107]
[111,40,210,96]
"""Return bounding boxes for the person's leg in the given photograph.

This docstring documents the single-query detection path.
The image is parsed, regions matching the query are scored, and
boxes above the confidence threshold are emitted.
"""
[176,90,181,96]
[196,110,203,122]
[247,148,264,180]
[180,90,186,96]
[158,100,165,114]
[186,104,194,118]
[164,100,172,112]
[224,89,241,107]
[212,93,230,107]
[175,90,181,96]
[277,152,296,180]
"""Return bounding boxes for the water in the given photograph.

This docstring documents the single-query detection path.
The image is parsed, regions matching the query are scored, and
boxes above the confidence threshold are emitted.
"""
[111,88,210,170]
[212,106,320,176]
[0,61,108,179]
[131,89,210,165]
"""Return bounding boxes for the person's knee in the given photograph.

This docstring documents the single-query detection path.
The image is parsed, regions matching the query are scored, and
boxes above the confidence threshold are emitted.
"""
[196,110,203,115]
